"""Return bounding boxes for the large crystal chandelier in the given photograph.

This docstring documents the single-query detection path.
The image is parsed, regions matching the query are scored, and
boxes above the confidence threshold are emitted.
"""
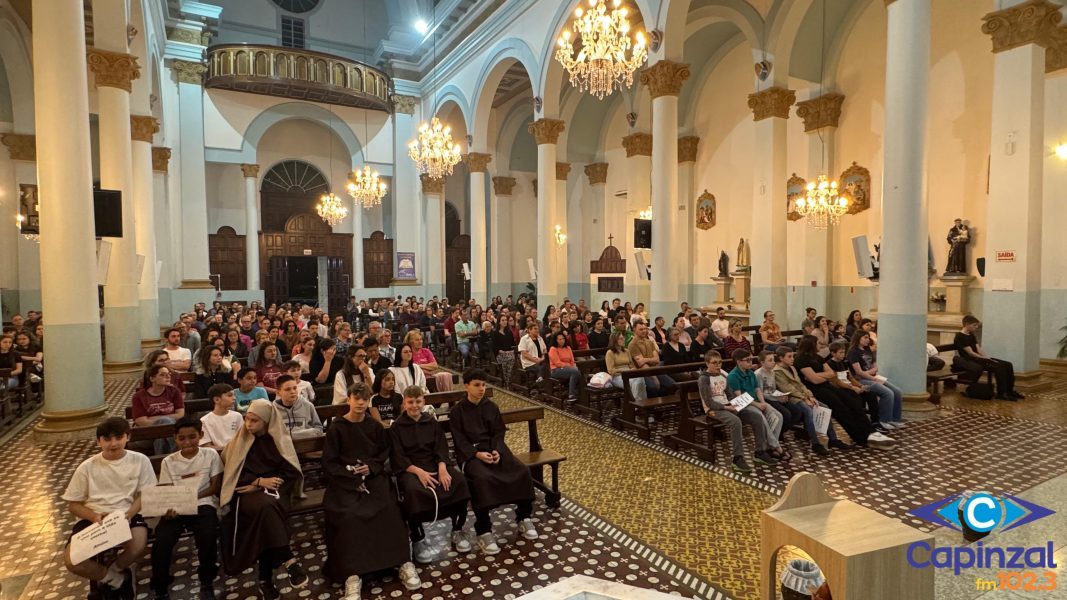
[316,192,348,227]
[408,117,462,179]
[795,175,848,229]
[555,0,648,100]
[346,165,387,209]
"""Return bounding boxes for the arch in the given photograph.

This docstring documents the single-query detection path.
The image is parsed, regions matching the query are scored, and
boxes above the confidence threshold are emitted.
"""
[260,159,330,194]
[822,0,877,90]
[216,225,238,235]
[0,6,34,131]
[679,31,747,131]
[238,102,364,165]
[764,0,816,85]
[470,38,540,149]
[431,84,473,131]
[661,0,764,61]
[495,102,536,172]
[537,0,656,118]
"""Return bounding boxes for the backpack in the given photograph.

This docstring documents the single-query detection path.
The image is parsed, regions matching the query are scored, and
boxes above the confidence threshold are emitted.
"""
[964,381,994,400]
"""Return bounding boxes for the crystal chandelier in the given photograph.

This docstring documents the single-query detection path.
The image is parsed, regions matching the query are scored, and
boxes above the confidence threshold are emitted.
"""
[316,192,349,227]
[346,165,387,209]
[408,117,462,179]
[638,206,652,220]
[555,0,648,100]
[795,175,848,229]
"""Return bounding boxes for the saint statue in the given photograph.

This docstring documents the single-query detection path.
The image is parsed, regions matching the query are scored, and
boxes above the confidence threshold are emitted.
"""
[718,251,729,277]
[736,238,751,272]
[945,218,970,275]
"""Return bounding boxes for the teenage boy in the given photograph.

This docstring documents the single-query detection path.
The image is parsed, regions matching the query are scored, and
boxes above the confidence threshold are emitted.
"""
[447,369,537,555]
[753,350,803,436]
[273,375,322,433]
[63,417,157,599]
[282,360,315,404]
[697,351,776,473]
[199,383,243,451]
[151,418,223,600]
[773,347,850,455]
[953,315,1022,400]
[233,367,269,411]
[726,349,788,461]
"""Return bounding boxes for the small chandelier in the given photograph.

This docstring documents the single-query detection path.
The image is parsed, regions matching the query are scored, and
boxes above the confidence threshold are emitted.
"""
[638,206,652,221]
[795,174,848,229]
[408,117,462,179]
[316,192,349,227]
[15,214,39,243]
[346,165,387,209]
[555,0,648,100]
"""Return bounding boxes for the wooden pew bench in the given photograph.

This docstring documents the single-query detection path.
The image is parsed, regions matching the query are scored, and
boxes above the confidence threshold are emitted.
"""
[662,380,727,462]
[612,361,704,440]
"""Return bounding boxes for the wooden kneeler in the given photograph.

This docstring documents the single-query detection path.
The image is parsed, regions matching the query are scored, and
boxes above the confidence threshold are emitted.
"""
[761,472,934,600]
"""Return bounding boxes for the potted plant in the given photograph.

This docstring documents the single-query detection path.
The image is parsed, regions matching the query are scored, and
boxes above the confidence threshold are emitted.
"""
[929,292,946,312]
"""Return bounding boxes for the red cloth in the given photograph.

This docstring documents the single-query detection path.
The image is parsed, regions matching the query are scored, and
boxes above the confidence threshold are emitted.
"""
[131,385,185,420]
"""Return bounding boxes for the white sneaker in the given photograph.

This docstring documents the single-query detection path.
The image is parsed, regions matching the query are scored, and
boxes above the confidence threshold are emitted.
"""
[343,575,362,600]
[413,539,435,563]
[477,532,500,555]
[398,562,421,591]
[878,422,897,430]
[519,518,538,540]
[868,432,896,444]
[889,421,906,428]
[451,530,472,553]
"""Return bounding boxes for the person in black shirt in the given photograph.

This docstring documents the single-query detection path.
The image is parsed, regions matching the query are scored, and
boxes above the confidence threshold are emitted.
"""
[793,336,874,448]
[953,315,1021,400]
[369,369,402,422]
[587,317,610,349]
[661,327,691,365]
[689,324,720,360]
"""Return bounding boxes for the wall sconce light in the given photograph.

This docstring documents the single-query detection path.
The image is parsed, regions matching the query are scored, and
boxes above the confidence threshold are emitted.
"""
[554,225,567,246]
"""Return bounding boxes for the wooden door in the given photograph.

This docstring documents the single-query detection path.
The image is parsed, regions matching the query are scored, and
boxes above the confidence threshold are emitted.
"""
[267,255,289,306]
[208,226,247,290]
[363,231,394,289]
[445,234,471,302]
[327,257,349,317]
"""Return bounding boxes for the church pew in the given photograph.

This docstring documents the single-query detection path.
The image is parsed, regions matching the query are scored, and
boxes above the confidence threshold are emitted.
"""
[662,380,726,462]
[612,361,705,440]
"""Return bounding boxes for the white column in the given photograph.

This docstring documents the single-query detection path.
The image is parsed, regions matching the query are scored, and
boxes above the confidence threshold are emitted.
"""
[878,0,930,397]
[421,174,445,297]
[241,164,261,291]
[392,97,422,292]
[584,163,609,263]
[491,176,516,297]
[0,130,25,314]
[643,61,690,318]
[747,87,794,324]
[556,162,572,299]
[980,0,1058,375]
[529,119,565,309]
[151,148,173,322]
[87,21,143,367]
[172,60,213,289]
[622,133,651,299]
[466,152,491,302]
[130,116,160,344]
[678,137,699,304]
[32,0,107,435]
[352,199,365,289]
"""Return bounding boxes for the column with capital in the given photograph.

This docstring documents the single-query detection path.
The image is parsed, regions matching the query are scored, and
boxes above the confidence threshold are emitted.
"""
[584,163,609,285]
[465,152,492,301]
[747,86,794,323]
[0,132,21,314]
[130,116,160,346]
[642,61,690,317]
[622,132,651,295]
[32,0,107,436]
[678,136,699,302]
[171,59,214,294]
[240,164,261,291]
[529,119,565,309]
[556,161,573,299]
[421,174,446,297]
[392,95,422,293]
[979,0,1059,385]
[0,134,37,312]
[491,176,516,297]
[151,147,174,318]
[87,41,143,372]
[794,93,844,317]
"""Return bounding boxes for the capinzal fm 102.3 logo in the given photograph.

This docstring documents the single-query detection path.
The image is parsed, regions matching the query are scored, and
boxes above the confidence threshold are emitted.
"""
[907,491,1058,592]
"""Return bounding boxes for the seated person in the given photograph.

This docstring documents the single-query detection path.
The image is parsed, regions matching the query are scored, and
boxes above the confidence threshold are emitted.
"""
[272,375,322,434]
[626,321,676,398]
[726,349,788,461]
[407,330,453,392]
[391,343,428,395]
[219,400,308,599]
[151,418,223,600]
[844,336,904,431]
[281,360,315,405]
[696,351,777,473]
[453,310,478,366]
[323,383,421,598]
[586,317,610,349]
[711,307,731,341]
[953,315,1022,400]
[548,332,581,403]
[389,385,472,563]
[132,364,186,455]
[773,347,846,456]
[309,338,344,387]
[200,383,243,451]
[363,337,391,374]
[800,307,818,334]
[234,367,269,412]
[141,349,186,395]
[63,417,156,599]
[722,319,752,358]
[332,345,375,405]
[195,346,239,398]
[759,311,794,351]
[660,327,692,365]
[253,343,286,395]
[163,327,192,372]
[518,323,548,379]
[688,324,720,360]
[793,336,875,448]
[567,321,589,351]
[448,369,537,555]
[650,316,669,346]
[753,350,803,436]
[604,331,647,400]
[826,342,889,434]
[370,369,403,422]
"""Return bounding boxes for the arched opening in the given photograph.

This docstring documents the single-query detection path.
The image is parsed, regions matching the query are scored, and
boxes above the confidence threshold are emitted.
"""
[444,202,469,302]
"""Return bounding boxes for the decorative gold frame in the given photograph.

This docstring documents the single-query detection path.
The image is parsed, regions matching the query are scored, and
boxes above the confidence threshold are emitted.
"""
[786,173,806,221]
[695,190,716,230]
[839,161,871,215]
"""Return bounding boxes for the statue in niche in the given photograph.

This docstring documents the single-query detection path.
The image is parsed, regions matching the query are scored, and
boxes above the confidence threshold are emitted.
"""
[945,218,971,275]
[718,251,729,278]
[736,238,751,272]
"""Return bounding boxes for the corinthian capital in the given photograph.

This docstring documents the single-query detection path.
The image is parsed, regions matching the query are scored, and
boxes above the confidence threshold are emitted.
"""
[87,48,141,92]
[640,61,691,99]
[747,87,795,121]
[981,0,1062,53]
[528,119,566,145]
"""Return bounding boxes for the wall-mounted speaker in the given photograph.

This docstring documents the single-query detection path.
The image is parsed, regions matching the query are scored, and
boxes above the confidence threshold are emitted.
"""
[527,258,537,281]
[95,239,112,286]
[634,250,650,281]
[93,189,123,238]
[976,257,986,277]
[634,218,651,249]
[851,235,875,279]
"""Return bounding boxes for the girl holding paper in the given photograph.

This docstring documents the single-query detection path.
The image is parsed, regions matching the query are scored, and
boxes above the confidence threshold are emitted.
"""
[848,331,904,429]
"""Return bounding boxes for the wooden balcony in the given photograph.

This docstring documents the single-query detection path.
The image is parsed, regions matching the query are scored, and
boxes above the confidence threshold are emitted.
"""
[205,44,392,112]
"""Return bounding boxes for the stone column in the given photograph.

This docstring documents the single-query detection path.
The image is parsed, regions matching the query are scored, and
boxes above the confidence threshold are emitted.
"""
[130,116,160,348]
[879,0,932,404]
[622,133,652,291]
[87,46,143,373]
[240,164,261,291]
[32,0,107,436]
[642,61,690,317]
[528,119,566,309]
[491,176,516,297]
[352,194,365,289]
[678,137,699,303]
[584,163,609,277]
[152,148,173,321]
[421,174,446,297]
[465,152,492,302]
[171,59,213,292]
[556,161,572,299]
[0,133,30,314]
[980,0,1060,381]
[747,87,794,322]
[794,93,844,316]
[391,95,422,292]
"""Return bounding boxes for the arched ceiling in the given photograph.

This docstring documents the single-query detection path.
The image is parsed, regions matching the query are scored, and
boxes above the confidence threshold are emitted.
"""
[788,0,857,83]
[0,55,12,123]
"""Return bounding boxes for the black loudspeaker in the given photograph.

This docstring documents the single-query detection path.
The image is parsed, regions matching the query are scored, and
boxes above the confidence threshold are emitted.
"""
[93,189,123,237]
[634,218,651,249]
[976,257,986,277]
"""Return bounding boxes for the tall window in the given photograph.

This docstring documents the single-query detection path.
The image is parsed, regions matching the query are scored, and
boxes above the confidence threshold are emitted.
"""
[281,16,306,49]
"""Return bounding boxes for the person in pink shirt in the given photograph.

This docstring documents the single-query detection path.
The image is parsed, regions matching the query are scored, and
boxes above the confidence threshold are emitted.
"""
[548,332,580,403]
[405,329,453,391]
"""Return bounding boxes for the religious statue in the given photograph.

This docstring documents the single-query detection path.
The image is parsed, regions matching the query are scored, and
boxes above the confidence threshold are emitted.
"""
[870,243,880,280]
[718,251,729,277]
[945,218,970,274]
[736,238,751,272]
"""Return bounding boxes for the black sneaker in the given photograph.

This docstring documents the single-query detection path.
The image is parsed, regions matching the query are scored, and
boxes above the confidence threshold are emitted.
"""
[731,456,752,473]
[753,451,779,466]
[1009,391,1025,400]
[811,443,830,456]
[117,569,135,600]
[829,439,854,451]
[198,584,215,600]
[258,578,280,600]
[286,561,309,588]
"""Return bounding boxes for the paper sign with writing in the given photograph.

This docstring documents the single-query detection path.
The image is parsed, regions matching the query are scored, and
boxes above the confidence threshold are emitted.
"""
[730,392,754,411]
[812,405,833,435]
[140,484,198,517]
[69,511,132,565]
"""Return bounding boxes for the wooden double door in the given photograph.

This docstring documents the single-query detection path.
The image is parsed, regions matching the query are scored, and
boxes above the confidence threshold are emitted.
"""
[261,212,353,312]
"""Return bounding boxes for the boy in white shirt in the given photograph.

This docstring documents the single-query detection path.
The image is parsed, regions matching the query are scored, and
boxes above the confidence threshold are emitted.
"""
[62,417,157,599]
[282,360,315,405]
[199,384,243,451]
[151,418,223,599]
